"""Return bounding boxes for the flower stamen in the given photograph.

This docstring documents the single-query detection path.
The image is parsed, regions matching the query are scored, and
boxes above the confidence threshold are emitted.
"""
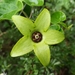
[32,31,42,43]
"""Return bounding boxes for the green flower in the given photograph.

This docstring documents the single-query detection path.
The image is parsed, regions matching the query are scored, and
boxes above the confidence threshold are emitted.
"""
[11,8,64,66]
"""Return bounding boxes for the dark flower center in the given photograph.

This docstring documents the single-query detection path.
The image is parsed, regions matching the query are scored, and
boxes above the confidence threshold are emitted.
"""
[31,31,42,43]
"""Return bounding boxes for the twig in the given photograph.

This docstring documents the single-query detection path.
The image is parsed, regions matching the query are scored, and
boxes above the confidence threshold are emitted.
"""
[22,11,28,18]
[19,4,29,18]
[29,7,34,19]
[19,4,26,15]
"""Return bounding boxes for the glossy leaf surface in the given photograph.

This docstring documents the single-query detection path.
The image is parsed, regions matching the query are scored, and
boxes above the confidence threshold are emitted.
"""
[51,11,66,24]
[23,0,44,6]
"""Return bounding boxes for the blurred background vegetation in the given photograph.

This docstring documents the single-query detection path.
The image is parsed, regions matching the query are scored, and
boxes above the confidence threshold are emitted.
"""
[0,0,75,75]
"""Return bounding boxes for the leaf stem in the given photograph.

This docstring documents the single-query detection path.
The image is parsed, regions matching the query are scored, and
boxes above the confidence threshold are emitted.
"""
[22,11,28,18]
[29,7,34,19]
[19,4,26,15]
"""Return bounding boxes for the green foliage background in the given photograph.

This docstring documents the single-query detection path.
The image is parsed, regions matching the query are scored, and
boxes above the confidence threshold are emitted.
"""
[0,0,75,75]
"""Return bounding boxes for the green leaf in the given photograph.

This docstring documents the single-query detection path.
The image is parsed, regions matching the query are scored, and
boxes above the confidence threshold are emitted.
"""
[50,24,61,31]
[0,0,23,20]
[33,42,50,66]
[35,8,50,32]
[44,29,65,45]
[23,0,44,6]
[11,36,33,57]
[12,15,34,35]
[51,11,66,24]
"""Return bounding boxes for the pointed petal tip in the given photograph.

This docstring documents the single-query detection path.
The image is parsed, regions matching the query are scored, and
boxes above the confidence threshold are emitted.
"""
[12,15,19,19]
[12,15,17,21]
[42,59,50,67]
[12,15,16,18]
[10,52,15,57]
[10,49,26,57]
[43,8,49,12]
[10,51,18,57]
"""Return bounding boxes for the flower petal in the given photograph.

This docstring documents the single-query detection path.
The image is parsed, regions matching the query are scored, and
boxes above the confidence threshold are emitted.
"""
[35,8,50,31]
[33,42,50,66]
[11,36,33,57]
[44,29,65,45]
[12,15,34,35]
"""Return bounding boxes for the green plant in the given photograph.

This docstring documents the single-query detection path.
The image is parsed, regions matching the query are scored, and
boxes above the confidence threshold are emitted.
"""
[0,0,74,75]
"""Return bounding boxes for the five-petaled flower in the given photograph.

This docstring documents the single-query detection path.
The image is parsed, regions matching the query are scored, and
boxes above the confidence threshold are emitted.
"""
[11,8,64,66]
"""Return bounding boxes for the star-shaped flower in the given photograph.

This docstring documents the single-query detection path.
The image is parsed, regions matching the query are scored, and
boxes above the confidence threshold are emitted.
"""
[11,8,64,66]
